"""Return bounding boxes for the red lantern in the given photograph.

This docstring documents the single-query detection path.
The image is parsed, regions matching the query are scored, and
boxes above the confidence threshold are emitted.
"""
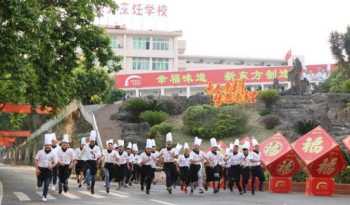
[343,136,350,152]
[260,133,301,193]
[292,126,346,196]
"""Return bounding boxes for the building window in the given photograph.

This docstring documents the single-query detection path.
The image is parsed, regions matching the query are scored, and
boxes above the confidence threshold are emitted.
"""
[132,57,150,70]
[152,38,169,50]
[152,58,169,71]
[133,37,150,50]
[110,36,118,49]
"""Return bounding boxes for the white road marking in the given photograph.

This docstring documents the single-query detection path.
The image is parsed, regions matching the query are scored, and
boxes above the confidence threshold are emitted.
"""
[79,191,105,199]
[0,181,3,205]
[62,192,80,199]
[13,192,31,201]
[150,199,177,205]
[36,191,56,200]
[99,191,128,198]
[114,190,128,195]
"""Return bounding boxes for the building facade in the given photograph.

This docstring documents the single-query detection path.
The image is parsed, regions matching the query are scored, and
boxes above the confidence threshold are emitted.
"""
[108,26,332,97]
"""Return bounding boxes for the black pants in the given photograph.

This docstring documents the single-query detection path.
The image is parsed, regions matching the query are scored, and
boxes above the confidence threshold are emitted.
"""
[179,166,190,186]
[206,165,221,182]
[51,165,58,185]
[251,165,265,192]
[189,164,201,183]
[115,164,128,183]
[86,160,97,192]
[163,162,178,188]
[228,165,242,193]
[131,164,141,182]
[241,166,250,192]
[37,167,52,198]
[125,163,133,184]
[141,165,154,191]
[58,165,71,193]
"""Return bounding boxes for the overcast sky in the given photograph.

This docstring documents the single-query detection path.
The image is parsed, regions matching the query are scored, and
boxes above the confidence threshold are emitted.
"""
[99,0,350,64]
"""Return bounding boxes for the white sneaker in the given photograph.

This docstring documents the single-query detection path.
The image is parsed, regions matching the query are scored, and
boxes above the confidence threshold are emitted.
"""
[42,197,47,202]
[51,186,56,191]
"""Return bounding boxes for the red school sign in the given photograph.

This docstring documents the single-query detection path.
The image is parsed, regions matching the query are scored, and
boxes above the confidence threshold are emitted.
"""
[115,66,290,89]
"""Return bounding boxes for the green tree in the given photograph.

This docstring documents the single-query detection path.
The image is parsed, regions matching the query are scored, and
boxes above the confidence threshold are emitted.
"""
[74,68,113,105]
[0,0,120,110]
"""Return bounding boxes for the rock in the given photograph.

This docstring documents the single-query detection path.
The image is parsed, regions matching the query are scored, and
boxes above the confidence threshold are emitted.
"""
[120,122,150,149]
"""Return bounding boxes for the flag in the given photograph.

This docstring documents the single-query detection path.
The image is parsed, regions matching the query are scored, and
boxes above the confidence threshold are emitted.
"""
[285,49,292,62]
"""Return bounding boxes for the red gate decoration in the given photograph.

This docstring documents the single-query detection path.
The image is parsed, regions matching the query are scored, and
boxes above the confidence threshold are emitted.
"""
[292,126,347,196]
[0,131,32,138]
[0,103,52,114]
[0,137,16,148]
[260,133,301,193]
[343,136,350,152]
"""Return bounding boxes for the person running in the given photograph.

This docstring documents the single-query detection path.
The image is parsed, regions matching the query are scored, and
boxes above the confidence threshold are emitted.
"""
[139,139,157,195]
[82,130,101,194]
[241,141,251,194]
[250,138,265,195]
[35,133,58,202]
[206,138,224,194]
[74,137,88,188]
[178,142,191,193]
[125,142,134,186]
[159,132,179,194]
[131,143,141,184]
[50,133,60,192]
[189,137,206,194]
[103,139,117,193]
[115,140,128,189]
[226,139,243,194]
[56,134,76,194]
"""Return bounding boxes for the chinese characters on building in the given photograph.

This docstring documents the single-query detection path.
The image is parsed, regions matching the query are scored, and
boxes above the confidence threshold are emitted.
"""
[117,2,168,17]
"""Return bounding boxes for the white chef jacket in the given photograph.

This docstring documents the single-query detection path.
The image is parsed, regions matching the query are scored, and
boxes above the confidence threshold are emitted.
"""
[206,151,224,167]
[178,154,190,167]
[160,148,176,163]
[189,151,206,165]
[35,149,57,168]
[56,148,76,165]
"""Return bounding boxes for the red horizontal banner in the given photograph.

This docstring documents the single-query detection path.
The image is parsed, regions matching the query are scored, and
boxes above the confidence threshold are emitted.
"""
[0,130,31,137]
[115,66,291,89]
[0,103,52,114]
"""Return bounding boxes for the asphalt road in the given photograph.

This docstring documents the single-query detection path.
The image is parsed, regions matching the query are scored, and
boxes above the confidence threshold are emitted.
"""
[1,163,350,205]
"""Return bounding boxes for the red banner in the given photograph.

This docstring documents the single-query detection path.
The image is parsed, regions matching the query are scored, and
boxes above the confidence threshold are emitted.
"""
[115,66,290,89]
[0,103,52,114]
[0,130,31,138]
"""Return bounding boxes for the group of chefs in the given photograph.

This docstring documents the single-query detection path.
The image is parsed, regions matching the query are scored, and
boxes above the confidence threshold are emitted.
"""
[34,130,264,202]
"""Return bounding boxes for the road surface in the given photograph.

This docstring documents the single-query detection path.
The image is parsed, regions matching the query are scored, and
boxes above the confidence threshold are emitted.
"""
[0,163,350,205]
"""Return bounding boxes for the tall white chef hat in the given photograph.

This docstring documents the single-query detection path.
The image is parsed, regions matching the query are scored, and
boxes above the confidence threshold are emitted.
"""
[44,133,52,145]
[183,142,189,150]
[62,134,70,143]
[106,139,113,146]
[151,139,156,147]
[50,133,57,141]
[194,137,202,146]
[252,138,259,147]
[118,139,124,147]
[81,137,86,145]
[229,143,234,150]
[132,143,138,152]
[113,143,118,149]
[234,139,240,146]
[146,139,152,149]
[210,138,218,147]
[90,130,97,141]
[166,132,173,142]
[127,142,132,149]
[242,141,250,150]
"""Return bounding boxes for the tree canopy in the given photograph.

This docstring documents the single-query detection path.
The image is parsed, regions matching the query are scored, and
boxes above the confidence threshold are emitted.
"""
[0,0,121,110]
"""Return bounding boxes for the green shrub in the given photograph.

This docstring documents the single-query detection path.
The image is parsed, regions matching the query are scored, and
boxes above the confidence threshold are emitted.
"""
[183,105,248,139]
[292,170,307,182]
[342,79,350,93]
[104,89,125,103]
[294,120,319,135]
[140,111,169,126]
[149,122,174,138]
[261,115,280,129]
[157,97,185,115]
[258,89,279,110]
[335,167,350,184]
[123,98,150,121]
[259,109,272,116]
[212,106,248,138]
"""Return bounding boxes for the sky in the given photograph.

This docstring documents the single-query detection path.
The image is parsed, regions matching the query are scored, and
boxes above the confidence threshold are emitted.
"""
[98,0,350,64]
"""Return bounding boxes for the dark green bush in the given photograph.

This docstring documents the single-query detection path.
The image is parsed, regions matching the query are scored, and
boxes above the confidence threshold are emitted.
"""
[140,111,169,126]
[123,98,151,121]
[294,120,319,135]
[183,105,248,139]
[157,97,186,115]
[258,89,279,110]
[261,115,280,129]
[335,167,350,184]
[104,89,125,103]
[292,170,307,182]
[259,109,272,116]
[342,79,350,93]
[149,122,173,138]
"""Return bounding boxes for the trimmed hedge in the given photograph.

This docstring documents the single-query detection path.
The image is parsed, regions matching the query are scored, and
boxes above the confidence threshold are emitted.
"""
[140,111,169,126]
